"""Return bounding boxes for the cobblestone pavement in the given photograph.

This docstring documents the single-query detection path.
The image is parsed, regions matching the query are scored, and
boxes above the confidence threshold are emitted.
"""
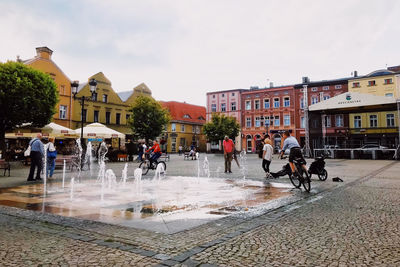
[1,155,400,266]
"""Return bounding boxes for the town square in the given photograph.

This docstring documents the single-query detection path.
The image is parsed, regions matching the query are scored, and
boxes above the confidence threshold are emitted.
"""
[1,1,400,266]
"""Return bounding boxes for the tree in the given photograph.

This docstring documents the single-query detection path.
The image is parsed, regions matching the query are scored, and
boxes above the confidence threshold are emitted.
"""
[203,113,240,142]
[0,62,58,154]
[128,95,170,142]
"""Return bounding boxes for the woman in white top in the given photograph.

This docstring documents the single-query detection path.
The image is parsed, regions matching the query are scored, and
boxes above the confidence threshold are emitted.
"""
[262,135,274,177]
[46,138,57,178]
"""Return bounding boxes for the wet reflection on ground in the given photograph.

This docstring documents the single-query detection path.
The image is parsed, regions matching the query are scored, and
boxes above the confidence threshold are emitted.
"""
[0,177,291,233]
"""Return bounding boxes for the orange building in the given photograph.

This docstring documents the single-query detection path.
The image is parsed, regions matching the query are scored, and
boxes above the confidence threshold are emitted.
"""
[22,47,73,128]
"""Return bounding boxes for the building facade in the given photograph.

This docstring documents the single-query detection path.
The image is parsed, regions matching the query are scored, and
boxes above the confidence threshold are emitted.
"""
[294,78,349,148]
[23,47,74,128]
[161,101,207,153]
[241,86,296,153]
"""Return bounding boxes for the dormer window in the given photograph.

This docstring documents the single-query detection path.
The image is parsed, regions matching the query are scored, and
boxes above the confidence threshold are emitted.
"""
[183,114,191,119]
[198,116,205,120]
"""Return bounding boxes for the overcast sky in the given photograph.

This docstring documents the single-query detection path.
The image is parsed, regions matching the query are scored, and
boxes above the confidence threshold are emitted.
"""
[1,0,399,106]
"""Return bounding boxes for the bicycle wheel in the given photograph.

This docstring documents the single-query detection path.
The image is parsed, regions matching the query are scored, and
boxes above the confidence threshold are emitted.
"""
[139,161,150,175]
[302,168,311,192]
[289,171,302,188]
[318,169,328,181]
[157,161,167,173]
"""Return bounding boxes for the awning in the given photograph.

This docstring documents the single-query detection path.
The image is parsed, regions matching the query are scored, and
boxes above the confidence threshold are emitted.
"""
[41,122,79,138]
[309,92,397,113]
[74,123,125,139]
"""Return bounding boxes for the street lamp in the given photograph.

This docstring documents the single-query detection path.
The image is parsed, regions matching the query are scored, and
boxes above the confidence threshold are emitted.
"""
[71,79,97,146]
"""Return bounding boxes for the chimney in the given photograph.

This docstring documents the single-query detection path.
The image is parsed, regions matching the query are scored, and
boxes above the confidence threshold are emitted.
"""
[302,77,310,83]
[388,65,400,72]
[36,47,53,60]
[269,82,274,88]
[354,71,358,77]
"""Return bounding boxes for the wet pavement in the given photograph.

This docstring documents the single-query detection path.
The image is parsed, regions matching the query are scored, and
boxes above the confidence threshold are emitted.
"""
[1,154,400,266]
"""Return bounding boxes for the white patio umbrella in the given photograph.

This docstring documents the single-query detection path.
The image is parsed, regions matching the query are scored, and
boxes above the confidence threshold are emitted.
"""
[74,123,125,139]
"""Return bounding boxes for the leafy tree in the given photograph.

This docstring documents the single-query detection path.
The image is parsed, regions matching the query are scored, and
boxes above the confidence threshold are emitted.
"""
[128,96,170,142]
[203,113,240,142]
[0,62,58,154]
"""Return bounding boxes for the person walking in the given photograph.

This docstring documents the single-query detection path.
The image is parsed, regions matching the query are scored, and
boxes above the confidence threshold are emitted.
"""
[46,137,57,178]
[27,133,44,181]
[223,136,234,173]
[262,138,273,178]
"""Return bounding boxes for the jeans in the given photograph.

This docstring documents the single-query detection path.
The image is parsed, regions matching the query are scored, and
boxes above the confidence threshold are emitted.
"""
[27,151,42,180]
[150,152,161,166]
[47,157,56,177]
[262,159,271,173]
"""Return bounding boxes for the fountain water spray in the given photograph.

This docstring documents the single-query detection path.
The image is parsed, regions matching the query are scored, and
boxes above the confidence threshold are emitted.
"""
[70,177,75,200]
[105,169,117,189]
[203,156,210,178]
[75,139,83,180]
[121,163,128,186]
[62,159,66,188]
[86,141,93,176]
[197,153,200,178]
[154,163,165,182]
[134,168,143,195]
[239,150,248,181]
[43,143,48,197]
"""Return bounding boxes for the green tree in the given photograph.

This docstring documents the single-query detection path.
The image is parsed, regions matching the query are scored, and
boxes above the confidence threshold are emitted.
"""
[128,96,170,142]
[0,62,58,154]
[203,113,240,142]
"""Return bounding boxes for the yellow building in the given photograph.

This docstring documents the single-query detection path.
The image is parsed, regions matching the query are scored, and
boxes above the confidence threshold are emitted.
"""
[349,69,400,98]
[160,101,207,153]
[73,72,153,138]
[22,47,73,128]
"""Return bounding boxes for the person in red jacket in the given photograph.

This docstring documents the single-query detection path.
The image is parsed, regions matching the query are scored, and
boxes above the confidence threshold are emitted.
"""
[146,140,161,166]
[223,135,234,173]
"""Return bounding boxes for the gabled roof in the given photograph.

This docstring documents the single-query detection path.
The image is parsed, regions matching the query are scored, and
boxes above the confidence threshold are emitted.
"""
[309,92,397,112]
[160,101,206,125]
[117,91,133,102]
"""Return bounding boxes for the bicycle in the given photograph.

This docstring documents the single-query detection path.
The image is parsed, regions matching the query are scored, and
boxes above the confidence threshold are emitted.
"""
[139,154,167,175]
[281,155,311,192]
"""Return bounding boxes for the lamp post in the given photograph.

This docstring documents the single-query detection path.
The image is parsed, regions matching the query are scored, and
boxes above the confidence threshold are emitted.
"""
[303,84,311,157]
[71,79,98,146]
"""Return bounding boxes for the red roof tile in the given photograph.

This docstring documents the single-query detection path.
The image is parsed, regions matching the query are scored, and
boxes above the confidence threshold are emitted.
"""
[160,101,206,125]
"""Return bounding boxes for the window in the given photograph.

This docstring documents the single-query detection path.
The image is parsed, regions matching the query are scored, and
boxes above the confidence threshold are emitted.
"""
[91,92,98,101]
[300,98,304,109]
[82,109,87,122]
[59,105,67,119]
[274,116,280,126]
[116,113,121,125]
[264,99,270,109]
[231,102,236,111]
[323,86,329,90]
[323,95,330,101]
[105,112,111,124]
[300,117,305,128]
[385,93,394,97]
[311,87,318,92]
[255,100,260,110]
[181,124,185,132]
[284,97,290,107]
[245,101,251,110]
[387,114,395,127]
[221,103,226,112]
[171,123,176,132]
[192,125,196,133]
[171,137,177,152]
[274,98,280,108]
[384,78,393,84]
[60,85,65,95]
[368,80,376,86]
[335,115,343,127]
[126,114,130,121]
[102,94,108,103]
[311,96,318,104]
[232,92,235,96]
[284,115,290,126]
[352,82,360,88]
[246,117,251,128]
[255,117,261,127]
[354,115,361,128]
[335,85,342,89]
[212,95,215,99]
[264,116,270,126]
[369,114,377,128]
[211,104,217,112]
[94,110,99,122]
[183,114,190,118]
[222,93,225,97]
[324,116,331,127]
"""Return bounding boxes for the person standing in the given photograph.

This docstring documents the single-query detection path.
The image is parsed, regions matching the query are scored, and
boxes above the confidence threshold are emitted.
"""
[137,141,144,162]
[223,136,234,173]
[46,138,57,178]
[262,139,273,178]
[178,145,183,155]
[27,133,44,181]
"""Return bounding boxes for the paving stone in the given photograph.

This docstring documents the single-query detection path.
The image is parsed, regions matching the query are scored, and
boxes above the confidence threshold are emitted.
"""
[160,259,180,266]
[154,254,171,260]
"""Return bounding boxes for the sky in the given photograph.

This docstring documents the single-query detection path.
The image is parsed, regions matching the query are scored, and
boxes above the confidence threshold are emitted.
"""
[1,0,400,106]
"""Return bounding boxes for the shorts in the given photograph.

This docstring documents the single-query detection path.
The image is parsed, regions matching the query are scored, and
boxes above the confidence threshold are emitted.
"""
[289,147,305,164]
